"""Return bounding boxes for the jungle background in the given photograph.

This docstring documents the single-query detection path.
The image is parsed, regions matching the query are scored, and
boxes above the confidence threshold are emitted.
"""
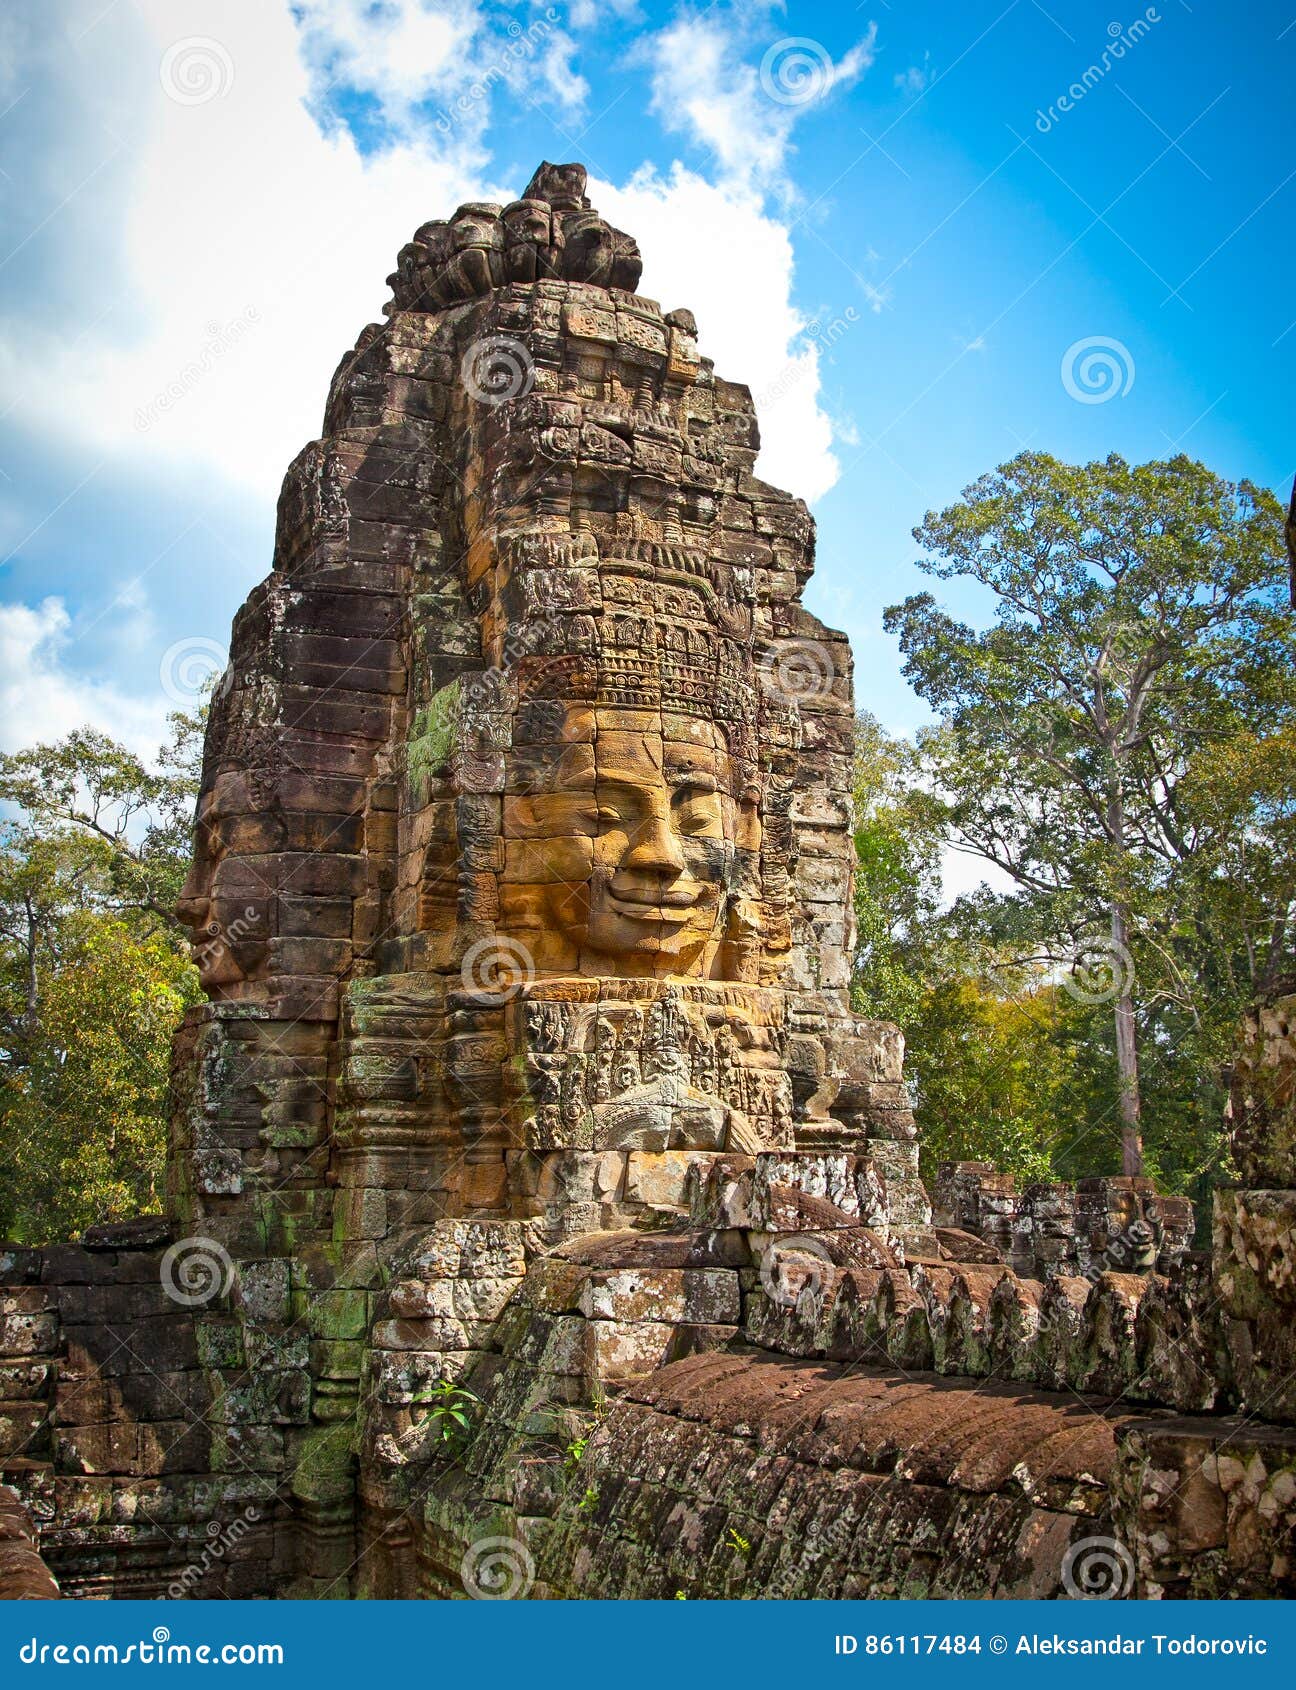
[2,450,1293,1243]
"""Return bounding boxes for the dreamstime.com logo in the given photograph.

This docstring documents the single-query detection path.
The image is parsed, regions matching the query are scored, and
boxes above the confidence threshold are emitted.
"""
[159,38,235,106]
[159,635,232,704]
[160,1236,235,1308]
[460,1534,536,1599]
[18,1626,283,1667]
[134,309,261,434]
[460,936,536,1000]
[456,609,566,713]
[1061,1534,1136,1598]
[759,1234,836,1317]
[1034,11,1162,132]
[1062,930,1136,1004]
[1061,336,1136,404]
[460,335,536,405]
[756,306,861,412]
[760,38,834,106]
[192,905,263,978]
[758,638,837,706]
[432,9,561,134]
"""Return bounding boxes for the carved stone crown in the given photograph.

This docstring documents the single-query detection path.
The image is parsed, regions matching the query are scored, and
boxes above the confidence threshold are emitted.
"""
[385,161,643,312]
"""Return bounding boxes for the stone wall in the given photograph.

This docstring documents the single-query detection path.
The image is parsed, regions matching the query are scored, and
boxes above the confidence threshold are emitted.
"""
[4,1082,1295,1599]
[0,1230,283,1598]
[0,1486,59,1599]
[1216,987,1296,1419]
[931,1163,1195,1279]
[349,1149,1283,1597]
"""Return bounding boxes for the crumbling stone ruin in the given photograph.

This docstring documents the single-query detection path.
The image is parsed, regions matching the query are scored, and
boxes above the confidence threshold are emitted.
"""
[1,165,1293,1602]
[930,1167,1195,1281]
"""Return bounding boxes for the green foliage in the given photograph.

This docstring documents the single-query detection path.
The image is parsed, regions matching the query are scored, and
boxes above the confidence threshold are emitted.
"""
[901,979,1071,1185]
[0,716,202,926]
[563,1436,588,1475]
[851,712,945,1030]
[725,1526,751,1555]
[410,1380,481,1447]
[0,710,203,1242]
[878,451,1295,1178]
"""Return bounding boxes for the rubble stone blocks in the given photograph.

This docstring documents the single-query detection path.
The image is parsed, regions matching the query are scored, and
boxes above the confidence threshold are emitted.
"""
[1215,986,1296,1422]
[0,1486,59,1599]
[1,164,1292,1600]
[931,1163,1195,1279]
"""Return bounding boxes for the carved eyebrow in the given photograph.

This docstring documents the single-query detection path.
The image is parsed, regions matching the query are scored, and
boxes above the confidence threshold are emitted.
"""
[667,769,718,791]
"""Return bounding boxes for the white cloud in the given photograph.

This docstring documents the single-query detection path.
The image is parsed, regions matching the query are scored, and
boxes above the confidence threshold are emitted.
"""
[293,0,485,120]
[569,0,641,30]
[294,1,590,132]
[2,0,502,498]
[1,0,843,535]
[593,164,839,501]
[0,598,169,757]
[535,28,590,115]
[641,11,876,196]
[939,844,1017,908]
[894,55,932,96]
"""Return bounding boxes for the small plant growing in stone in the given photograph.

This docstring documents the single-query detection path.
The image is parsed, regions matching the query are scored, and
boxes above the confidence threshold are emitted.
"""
[576,1485,599,1516]
[563,1435,588,1475]
[410,1380,481,1446]
[726,1526,751,1555]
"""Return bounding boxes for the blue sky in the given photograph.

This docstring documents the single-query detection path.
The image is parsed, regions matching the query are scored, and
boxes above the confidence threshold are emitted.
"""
[2,0,1293,776]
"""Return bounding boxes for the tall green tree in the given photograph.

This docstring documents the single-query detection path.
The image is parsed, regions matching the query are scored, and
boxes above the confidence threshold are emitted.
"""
[885,452,1296,1174]
[851,711,945,1029]
[0,717,201,927]
[0,712,203,1241]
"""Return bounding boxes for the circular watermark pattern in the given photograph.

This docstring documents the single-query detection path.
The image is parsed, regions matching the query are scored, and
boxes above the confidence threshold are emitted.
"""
[460,336,535,405]
[758,1234,835,1313]
[159,38,235,106]
[1061,1534,1135,1599]
[759,638,836,704]
[1063,932,1135,1005]
[1061,336,1135,404]
[160,1237,234,1308]
[460,1534,536,1600]
[160,636,228,705]
[760,38,833,106]
[460,936,536,999]
[152,1628,170,1645]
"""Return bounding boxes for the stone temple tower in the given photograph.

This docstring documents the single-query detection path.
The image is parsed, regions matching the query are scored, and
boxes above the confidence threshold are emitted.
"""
[168,159,930,1276]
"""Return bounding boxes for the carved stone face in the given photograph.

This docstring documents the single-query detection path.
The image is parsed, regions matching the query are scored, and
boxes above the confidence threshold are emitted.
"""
[501,706,737,976]
[174,770,276,990]
[560,211,642,292]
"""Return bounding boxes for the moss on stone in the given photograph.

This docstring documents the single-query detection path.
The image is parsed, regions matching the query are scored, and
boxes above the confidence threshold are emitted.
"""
[292,1421,357,1504]
[406,686,459,804]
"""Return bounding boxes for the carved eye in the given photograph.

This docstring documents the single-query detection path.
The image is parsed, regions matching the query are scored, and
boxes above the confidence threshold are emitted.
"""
[673,784,722,833]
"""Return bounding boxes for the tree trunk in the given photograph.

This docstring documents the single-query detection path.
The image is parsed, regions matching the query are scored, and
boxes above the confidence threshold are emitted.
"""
[1111,902,1143,1175]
